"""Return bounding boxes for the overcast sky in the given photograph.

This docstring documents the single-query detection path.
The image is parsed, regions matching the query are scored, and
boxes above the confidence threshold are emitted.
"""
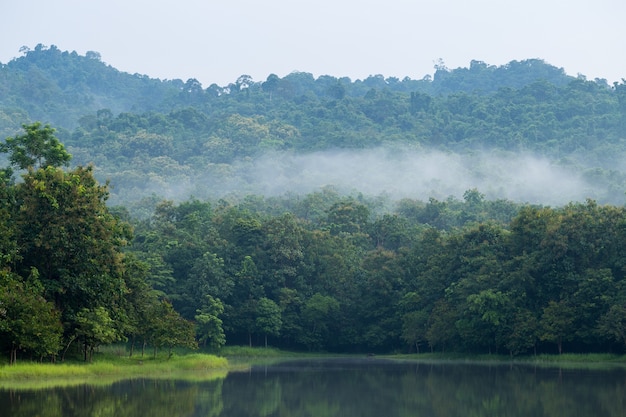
[1,0,624,87]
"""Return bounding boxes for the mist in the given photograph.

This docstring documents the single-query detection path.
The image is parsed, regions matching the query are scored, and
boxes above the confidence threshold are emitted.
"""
[167,147,622,207]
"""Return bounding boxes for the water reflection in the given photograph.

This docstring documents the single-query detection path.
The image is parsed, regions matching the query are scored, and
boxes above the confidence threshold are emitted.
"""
[2,358,626,417]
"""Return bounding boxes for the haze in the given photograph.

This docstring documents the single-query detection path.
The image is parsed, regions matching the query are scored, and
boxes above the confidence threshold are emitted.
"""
[125,147,619,208]
[2,0,625,87]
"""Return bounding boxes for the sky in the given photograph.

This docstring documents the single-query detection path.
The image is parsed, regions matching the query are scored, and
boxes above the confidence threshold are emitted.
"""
[1,0,625,87]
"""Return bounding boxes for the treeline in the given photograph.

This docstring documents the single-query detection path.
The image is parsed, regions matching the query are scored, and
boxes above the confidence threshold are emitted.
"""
[0,45,575,133]
[127,187,626,355]
[2,46,626,207]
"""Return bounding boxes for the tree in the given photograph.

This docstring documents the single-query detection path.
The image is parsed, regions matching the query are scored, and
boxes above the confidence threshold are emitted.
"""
[597,303,626,348]
[462,289,512,353]
[195,295,226,350]
[540,300,575,354]
[358,249,403,350]
[399,292,428,353]
[13,165,131,344]
[505,309,539,356]
[146,300,197,358]
[0,269,63,364]
[184,252,231,319]
[119,254,159,357]
[426,300,457,352]
[75,306,121,362]
[0,168,18,269]
[255,297,282,348]
[262,74,280,101]
[401,310,429,353]
[1,122,71,170]
[260,213,305,297]
[299,293,340,350]
[326,199,370,236]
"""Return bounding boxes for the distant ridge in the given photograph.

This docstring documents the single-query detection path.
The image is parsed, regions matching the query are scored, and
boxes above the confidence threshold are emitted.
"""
[0,44,576,131]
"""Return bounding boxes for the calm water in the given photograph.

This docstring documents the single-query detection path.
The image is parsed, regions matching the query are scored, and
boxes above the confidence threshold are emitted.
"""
[2,358,626,417]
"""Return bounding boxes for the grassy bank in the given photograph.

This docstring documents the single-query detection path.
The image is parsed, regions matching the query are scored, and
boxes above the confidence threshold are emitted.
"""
[388,352,626,368]
[0,345,296,382]
[0,351,228,390]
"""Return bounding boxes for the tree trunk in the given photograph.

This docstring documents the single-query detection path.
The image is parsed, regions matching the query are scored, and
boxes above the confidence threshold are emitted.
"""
[10,344,17,365]
[62,336,76,362]
[265,334,268,348]
[129,335,135,357]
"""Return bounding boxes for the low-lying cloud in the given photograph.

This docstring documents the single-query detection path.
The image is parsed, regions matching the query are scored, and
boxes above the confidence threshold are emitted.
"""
[106,147,626,208]
[217,148,616,206]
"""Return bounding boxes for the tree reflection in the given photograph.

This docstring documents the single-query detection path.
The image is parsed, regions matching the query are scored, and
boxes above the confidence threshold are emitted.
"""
[2,360,626,417]
[1,378,223,417]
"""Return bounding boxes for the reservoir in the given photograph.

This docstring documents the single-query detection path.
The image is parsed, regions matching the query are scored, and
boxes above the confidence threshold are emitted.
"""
[2,358,625,416]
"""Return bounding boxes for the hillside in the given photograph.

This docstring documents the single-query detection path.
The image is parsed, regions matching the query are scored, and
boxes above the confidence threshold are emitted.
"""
[1,44,626,208]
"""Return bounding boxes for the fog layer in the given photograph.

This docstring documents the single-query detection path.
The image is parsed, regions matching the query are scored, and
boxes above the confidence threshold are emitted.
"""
[178,147,619,206]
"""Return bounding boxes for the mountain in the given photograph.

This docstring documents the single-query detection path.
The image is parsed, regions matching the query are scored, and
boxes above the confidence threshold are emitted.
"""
[1,44,625,210]
[0,44,576,133]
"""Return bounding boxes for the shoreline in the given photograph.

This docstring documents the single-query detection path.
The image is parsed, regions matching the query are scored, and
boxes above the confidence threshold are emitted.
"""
[2,348,626,390]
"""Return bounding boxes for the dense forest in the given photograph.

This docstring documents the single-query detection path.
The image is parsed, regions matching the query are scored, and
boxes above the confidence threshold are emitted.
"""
[1,45,626,360]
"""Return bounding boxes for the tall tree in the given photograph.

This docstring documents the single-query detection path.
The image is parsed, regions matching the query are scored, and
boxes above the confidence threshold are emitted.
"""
[255,297,282,348]
[13,166,131,323]
[195,295,226,350]
[540,300,575,354]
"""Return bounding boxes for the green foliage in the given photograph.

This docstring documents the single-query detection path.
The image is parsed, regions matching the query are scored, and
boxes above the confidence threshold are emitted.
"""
[75,307,121,362]
[539,300,575,355]
[299,293,340,350]
[195,295,226,350]
[118,192,626,355]
[0,122,71,170]
[0,128,195,362]
[146,300,198,357]
[0,270,63,363]
[13,164,130,339]
[255,298,282,348]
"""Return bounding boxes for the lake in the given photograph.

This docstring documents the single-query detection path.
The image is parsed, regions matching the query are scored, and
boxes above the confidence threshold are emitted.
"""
[2,358,625,416]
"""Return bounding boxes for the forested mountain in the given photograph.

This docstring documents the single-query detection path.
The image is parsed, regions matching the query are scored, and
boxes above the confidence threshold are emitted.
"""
[3,45,625,208]
[2,46,626,359]
[0,44,576,133]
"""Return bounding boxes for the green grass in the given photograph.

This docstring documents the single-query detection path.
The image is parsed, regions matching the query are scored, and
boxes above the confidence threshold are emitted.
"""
[220,345,296,358]
[0,347,229,390]
[386,351,626,370]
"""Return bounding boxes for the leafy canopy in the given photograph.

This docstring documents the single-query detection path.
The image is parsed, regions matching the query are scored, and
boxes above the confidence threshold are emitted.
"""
[1,122,71,170]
